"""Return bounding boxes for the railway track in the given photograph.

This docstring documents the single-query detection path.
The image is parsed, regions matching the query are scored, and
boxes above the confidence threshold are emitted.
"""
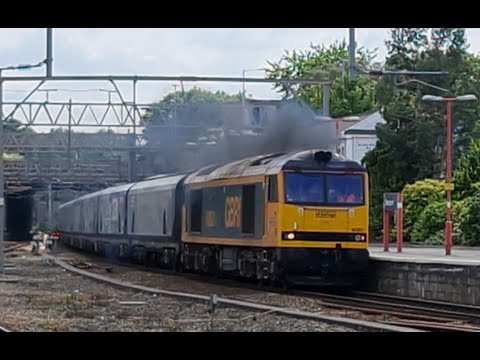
[48,255,421,332]
[25,245,480,332]
[0,325,11,332]
[292,290,480,332]
[4,243,26,253]
[105,261,480,331]
[353,291,480,321]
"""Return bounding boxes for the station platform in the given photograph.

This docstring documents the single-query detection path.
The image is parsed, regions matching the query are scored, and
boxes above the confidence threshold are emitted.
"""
[365,244,480,305]
[368,243,480,266]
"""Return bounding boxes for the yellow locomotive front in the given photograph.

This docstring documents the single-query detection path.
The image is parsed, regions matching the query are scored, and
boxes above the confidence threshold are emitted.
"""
[279,170,368,248]
[181,150,369,288]
[265,151,370,286]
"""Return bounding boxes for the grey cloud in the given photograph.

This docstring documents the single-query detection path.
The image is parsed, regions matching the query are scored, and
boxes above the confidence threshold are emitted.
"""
[3,28,480,109]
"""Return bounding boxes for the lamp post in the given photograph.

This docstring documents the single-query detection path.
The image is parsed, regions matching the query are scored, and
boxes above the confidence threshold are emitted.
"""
[422,94,478,255]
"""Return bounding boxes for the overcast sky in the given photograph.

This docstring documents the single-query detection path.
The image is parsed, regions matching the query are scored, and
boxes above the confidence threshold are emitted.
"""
[1,28,480,130]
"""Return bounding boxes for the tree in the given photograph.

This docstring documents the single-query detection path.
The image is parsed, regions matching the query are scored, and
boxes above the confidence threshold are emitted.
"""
[140,85,336,176]
[364,28,480,236]
[457,193,480,246]
[143,86,243,146]
[142,86,243,124]
[49,128,75,134]
[265,41,380,117]
[4,118,35,134]
[141,86,244,174]
[2,118,34,161]
[454,139,480,197]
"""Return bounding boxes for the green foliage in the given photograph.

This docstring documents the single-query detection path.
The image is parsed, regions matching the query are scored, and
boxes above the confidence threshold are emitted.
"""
[364,28,480,238]
[3,118,36,134]
[1,118,33,161]
[49,128,75,134]
[140,86,244,173]
[402,178,480,245]
[457,195,480,246]
[403,179,447,241]
[410,199,471,245]
[265,41,379,117]
[142,86,243,123]
[411,201,446,244]
[450,141,480,245]
[157,86,242,106]
[454,140,480,197]
[3,153,24,161]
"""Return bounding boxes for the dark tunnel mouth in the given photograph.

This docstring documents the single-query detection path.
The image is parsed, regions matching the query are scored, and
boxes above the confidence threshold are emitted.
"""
[6,190,34,241]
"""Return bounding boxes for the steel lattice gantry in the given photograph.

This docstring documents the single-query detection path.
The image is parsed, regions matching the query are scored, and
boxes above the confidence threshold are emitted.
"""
[0,75,332,188]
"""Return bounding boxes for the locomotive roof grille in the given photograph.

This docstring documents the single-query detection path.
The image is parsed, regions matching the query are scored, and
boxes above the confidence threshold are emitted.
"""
[283,159,365,172]
[250,152,287,166]
[282,150,365,172]
[196,164,224,176]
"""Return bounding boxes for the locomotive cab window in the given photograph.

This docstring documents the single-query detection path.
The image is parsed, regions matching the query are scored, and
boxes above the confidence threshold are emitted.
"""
[326,174,364,205]
[242,185,255,234]
[285,172,365,206]
[190,189,203,233]
[285,173,325,204]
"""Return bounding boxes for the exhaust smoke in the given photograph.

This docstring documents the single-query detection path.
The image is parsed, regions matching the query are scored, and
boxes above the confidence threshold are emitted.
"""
[142,98,337,175]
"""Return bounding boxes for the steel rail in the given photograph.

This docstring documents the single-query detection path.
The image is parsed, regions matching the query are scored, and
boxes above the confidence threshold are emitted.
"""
[49,255,421,332]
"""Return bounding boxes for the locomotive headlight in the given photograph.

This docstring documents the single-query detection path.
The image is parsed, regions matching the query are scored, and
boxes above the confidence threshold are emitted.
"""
[286,232,295,240]
[355,234,365,241]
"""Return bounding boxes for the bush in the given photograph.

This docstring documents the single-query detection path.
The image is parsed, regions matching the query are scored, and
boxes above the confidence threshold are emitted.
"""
[411,200,468,245]
[402,179,447,241]
[454,140,480,197]
[411,201,445,244]
[398,157,480,246]
[457,196,480,246]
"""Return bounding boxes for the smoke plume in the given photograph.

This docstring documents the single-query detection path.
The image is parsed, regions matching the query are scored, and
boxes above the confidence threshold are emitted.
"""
[142,99,336,175]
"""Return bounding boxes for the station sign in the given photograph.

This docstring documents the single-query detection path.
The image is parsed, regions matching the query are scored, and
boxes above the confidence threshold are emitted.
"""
[383,192,398,212]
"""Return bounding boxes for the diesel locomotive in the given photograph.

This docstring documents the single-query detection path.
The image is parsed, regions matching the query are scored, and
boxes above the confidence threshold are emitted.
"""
[58,149,370,287]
